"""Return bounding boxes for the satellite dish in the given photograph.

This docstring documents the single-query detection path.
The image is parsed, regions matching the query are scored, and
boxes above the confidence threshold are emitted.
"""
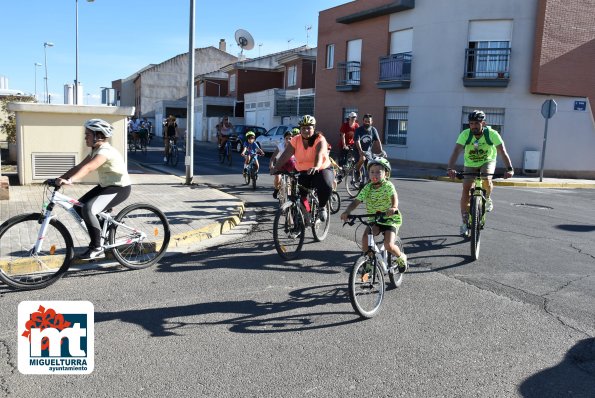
[235,29,255,55]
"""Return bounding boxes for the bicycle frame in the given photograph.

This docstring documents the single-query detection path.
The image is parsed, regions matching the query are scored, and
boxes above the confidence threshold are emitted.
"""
[346,215,393,275]
[37,186,146,254]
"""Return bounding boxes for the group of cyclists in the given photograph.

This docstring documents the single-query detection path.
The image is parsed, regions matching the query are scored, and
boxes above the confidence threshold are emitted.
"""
[60,108,512,269]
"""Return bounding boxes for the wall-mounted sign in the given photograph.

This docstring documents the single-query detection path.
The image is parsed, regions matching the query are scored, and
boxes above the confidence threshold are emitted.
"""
[574,100,587,111]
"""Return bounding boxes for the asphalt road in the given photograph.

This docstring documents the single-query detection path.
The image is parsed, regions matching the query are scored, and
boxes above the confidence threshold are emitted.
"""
[1,142,594,397]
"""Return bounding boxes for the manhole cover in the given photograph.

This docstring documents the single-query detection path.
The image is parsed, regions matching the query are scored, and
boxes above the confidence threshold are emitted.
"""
[512,203,553,210]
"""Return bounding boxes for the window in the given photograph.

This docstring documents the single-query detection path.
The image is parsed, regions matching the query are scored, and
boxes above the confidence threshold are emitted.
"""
[461,107,505,134]
[229,73,236,92]
[287,66,297,87]
[385,107,408,146]
[326,44,334,69]
[467,20,512,78]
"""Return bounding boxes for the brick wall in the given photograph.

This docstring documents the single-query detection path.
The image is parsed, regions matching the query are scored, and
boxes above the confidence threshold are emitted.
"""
[531,0,595,114]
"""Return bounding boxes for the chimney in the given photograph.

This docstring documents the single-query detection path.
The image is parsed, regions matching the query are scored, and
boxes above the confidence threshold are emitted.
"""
[219,39,226,52]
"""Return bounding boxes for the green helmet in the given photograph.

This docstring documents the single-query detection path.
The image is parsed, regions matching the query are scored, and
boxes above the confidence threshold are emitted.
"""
[367,157,391,176]
[291,127,300,136]
[245,131,255,138]
[298,114,316,126]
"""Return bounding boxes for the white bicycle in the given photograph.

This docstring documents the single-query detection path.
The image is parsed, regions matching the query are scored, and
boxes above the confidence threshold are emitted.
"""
[0,179,170,290]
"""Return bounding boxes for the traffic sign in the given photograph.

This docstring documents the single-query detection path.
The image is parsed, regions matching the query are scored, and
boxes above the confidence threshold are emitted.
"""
[541,99,557,119]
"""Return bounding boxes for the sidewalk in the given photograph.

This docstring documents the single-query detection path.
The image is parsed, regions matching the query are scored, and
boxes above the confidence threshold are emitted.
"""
[0,161,245,253]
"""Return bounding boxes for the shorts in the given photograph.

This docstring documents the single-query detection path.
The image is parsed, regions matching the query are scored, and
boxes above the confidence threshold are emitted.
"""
[463,161,496,182]
[371,222,400,236]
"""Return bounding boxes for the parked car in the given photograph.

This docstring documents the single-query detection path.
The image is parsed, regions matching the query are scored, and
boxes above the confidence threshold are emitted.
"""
[228,125,267,153]
[255,125,297,154]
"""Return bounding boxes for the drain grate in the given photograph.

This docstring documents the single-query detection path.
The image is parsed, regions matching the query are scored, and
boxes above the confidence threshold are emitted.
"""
[512,203,553,210]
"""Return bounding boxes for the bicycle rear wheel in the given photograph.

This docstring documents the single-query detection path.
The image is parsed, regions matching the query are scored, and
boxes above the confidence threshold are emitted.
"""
[273,201,305,260]
[109,203,171,269]
[0,213,74,290]
[311,202,330,242]
[470,196,482,260]
[349,256,384,318]
[387,236,404,288]
[169,146,179,167]
[329,191,341,214]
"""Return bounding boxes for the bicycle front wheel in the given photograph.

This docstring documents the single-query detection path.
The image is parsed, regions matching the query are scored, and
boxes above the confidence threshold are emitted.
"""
[345,168,361,198]
[0,213,74,290]
[349,256,385,318]
[273,201,305,260]
[311,202,330,242]
[109,203,171,269]
[169,146,179,167]
[470,195,482,260]
[227,147,233,166]
[251,169,257,190]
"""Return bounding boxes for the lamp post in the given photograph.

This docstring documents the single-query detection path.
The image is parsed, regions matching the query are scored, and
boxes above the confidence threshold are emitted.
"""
[75,0,95,105]
[43,42,54,103]
[34,62,42,101]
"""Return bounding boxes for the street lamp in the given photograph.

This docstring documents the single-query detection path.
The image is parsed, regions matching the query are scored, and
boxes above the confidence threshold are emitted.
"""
[43,42,54,103]
[75,0,95,105]
[34,62,42,101]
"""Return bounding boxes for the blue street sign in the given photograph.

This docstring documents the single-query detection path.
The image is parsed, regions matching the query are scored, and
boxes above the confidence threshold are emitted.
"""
[574,101,587,111]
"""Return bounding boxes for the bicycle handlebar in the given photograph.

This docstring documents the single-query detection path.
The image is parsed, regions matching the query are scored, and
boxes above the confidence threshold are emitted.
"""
[454,171,506,180]
[342,212,398,227]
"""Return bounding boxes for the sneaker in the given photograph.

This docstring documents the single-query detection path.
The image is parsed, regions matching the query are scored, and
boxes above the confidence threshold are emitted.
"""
[486,197,494,212]
[460,223,469,237]
[318,207,328,222]
[78,247,105,261]
[395,253,408,274]
[272,189,279,199]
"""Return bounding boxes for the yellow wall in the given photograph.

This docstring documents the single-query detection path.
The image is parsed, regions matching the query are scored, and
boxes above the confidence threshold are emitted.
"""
[7,103,134,185]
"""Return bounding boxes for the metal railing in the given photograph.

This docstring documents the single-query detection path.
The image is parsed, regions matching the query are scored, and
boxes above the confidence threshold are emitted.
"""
[379,53,412,81]
[464,47,511,79]
[337,61,361,86]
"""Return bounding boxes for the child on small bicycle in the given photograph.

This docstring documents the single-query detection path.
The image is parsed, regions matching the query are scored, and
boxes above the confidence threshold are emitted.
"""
[241,131,265,176]
[340,157,408,273]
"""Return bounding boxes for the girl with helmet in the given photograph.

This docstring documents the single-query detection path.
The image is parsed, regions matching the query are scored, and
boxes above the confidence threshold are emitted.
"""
[270,128,298,199]
[271,115,334,222]
[241,131,265,177]
[340,157,407,273]
[56,118,131,261]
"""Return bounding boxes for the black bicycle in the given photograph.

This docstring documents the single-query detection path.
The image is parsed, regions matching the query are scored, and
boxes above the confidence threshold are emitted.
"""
[272,171,331,260]
[456,171,504,260]
[166,137,179,167]
[243,154,259,190]
[219,139,233,166]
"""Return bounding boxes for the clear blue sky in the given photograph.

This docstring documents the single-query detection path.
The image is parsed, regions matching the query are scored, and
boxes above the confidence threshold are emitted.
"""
[1,0,347,105]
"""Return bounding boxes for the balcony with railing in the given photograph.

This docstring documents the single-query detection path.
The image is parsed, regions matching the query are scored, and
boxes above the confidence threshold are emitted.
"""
[336,61,361,92]
[377,52,412,89]
[463,47,511,87]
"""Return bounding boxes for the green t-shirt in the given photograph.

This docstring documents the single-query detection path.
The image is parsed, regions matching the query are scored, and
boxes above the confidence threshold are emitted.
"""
[356,179,402,226]
[456,127,503,167]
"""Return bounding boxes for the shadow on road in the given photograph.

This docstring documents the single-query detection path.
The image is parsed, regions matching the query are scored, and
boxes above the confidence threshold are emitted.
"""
[95,283,360,336]
[518,337,595,397]
[555,224,595,233]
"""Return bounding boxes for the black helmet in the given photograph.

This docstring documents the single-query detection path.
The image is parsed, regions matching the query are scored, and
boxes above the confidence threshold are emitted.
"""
[468,110,486,122]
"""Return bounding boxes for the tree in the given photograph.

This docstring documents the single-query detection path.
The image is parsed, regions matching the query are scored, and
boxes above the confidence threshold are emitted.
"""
[0,95,36,144]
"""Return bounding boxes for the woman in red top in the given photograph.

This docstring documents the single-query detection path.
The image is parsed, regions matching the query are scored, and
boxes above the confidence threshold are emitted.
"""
[272,115,334,221]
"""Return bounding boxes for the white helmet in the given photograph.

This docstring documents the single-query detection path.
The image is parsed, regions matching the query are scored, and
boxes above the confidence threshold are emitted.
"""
[348,111,357,118]
[84,118,113,138]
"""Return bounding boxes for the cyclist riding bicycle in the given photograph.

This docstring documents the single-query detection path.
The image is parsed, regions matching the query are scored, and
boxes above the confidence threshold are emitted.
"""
[217,116,233,152]
[354,113,383,174]
[56,118,132,260]
[447,110,514,236]
[339,111,359,167]
[163,115,177,163]
[340,157,407,273]
[272,115,334,222]
[241,131,265,177]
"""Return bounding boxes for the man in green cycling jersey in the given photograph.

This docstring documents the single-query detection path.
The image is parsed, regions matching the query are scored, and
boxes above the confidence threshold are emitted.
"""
[447,110,514,236]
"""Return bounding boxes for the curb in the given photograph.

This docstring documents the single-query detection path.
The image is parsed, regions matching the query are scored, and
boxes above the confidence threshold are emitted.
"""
[170,203,246,248]
[432,176,595,189]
